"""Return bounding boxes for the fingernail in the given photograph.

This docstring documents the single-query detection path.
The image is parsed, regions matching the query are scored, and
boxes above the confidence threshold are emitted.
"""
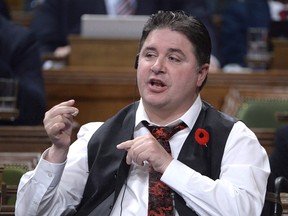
[71,110,79,116]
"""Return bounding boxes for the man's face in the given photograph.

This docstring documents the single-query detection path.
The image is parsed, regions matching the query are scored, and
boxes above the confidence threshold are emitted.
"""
[137,28,208,121]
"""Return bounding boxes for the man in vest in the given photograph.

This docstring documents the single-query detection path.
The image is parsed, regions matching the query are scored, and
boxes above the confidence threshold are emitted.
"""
[16,11,270,216]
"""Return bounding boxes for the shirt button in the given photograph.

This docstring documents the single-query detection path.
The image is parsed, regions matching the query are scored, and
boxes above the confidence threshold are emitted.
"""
[47,172,53,177]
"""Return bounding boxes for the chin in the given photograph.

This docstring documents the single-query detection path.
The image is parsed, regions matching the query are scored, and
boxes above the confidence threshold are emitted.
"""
[143,97,167,109]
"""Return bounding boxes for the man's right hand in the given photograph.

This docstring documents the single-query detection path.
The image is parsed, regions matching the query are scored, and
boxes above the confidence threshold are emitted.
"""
[43,99,79,163]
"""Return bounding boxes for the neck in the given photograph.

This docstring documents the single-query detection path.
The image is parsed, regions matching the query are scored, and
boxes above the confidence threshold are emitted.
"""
[144,105,188,125]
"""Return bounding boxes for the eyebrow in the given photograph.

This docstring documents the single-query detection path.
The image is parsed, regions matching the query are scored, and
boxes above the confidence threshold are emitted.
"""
[142,46,156,52]
[168,48,185,57]
[143,46,185,56]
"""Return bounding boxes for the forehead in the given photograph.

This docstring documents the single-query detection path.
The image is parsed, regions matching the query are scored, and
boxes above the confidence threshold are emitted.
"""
[141,28,194,53]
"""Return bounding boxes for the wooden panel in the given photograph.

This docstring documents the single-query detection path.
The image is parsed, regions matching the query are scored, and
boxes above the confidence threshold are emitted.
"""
[0,205,14,216]
[0,126,51,153]
[0,125,79,153]
[271,39,288,69]
[69,36,139,67]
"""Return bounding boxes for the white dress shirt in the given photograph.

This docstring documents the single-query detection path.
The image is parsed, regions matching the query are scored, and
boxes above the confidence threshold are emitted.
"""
[15,96,270,216]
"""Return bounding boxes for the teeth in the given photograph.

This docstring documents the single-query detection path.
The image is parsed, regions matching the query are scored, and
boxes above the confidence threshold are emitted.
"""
[151,80,164,86]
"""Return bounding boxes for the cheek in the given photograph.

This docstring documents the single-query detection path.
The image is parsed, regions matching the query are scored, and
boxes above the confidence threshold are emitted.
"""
[137,61,151,81]
[174,70,198,86]
[136,72,142,88]
[136,68,147,89]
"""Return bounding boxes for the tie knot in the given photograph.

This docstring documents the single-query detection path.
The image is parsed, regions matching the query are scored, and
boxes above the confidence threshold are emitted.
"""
[142,121,187,141]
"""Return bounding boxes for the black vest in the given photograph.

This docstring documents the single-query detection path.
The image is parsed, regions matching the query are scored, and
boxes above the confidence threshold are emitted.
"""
[75,101,237,215]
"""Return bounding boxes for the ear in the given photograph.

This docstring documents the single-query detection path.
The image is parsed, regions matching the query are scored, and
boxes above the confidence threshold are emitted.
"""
[134,54,139,69]
[197,63,209,87]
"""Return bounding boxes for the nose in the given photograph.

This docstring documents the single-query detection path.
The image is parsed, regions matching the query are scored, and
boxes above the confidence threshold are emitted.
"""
[151,57,165,74]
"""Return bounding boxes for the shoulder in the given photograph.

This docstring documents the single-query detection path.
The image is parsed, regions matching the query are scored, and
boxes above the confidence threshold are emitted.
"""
[77,122,104,140]
[203,101,237,124]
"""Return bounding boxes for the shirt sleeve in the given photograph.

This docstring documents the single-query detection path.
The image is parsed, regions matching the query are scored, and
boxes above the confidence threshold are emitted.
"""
[161,121,270,216]
[15,122,103,216]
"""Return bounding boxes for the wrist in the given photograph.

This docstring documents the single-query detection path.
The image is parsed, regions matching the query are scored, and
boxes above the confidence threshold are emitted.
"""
[44,145,69,163]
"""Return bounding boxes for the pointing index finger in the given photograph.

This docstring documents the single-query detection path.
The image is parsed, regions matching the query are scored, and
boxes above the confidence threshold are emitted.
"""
[117,140,134,150]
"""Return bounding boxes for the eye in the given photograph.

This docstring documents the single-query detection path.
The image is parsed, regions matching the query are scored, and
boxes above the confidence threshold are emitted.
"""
[168,55,181,63]
[144,52,157,59]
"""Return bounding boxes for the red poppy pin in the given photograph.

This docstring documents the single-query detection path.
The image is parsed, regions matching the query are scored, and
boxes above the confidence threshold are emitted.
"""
[195,128,209,147]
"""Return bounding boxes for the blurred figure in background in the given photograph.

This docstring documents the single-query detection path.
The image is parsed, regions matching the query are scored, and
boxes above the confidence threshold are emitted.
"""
[30,0,220,71]
[0,10,46,125]
[219,0,288,72]
[219,0,270,72]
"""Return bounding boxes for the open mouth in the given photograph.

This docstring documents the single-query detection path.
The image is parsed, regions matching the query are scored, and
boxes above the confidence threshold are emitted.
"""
[150,79,165,87]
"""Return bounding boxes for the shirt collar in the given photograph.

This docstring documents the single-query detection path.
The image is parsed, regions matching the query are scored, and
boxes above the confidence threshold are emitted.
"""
[135,95,202,130]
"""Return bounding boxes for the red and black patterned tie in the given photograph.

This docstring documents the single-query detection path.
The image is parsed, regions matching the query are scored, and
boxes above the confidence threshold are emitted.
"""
[142,121,187,216]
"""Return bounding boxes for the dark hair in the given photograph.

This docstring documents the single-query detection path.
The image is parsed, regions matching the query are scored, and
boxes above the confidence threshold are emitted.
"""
[139,10,211,66]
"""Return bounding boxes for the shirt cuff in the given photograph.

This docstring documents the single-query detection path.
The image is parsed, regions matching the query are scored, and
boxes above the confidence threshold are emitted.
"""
[161,159,197,194]
[33,149,67,188]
